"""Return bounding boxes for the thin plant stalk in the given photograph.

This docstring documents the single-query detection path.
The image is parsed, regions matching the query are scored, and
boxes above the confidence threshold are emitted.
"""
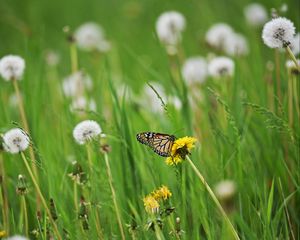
[186,156,240,240]
[86,144,93,172]
[70,43,78,73]
[274,49,282,109]
[20,152,62,240]
[292,75,300,119]
[104,153,126,240]
[286,46,300,71]
[287,70,293,127]
[0,153,9,234]
[22,196,28,237]
[12,79,40,207]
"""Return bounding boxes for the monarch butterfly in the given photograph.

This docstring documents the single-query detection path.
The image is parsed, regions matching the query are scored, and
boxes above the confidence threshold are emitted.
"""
[136,132,176,157]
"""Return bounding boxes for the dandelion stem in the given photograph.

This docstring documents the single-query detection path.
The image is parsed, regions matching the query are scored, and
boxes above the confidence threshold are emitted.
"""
[286,46,300,71]
[0,153,9,234]
[274,49,282,110]
[22,196,28,237]
[86,144,93,172]
[70,43,78,73]
[20,152,62,240]
[104,153,126,240]
[287,70,293,127]
[186,156,240,240]
[12,79,40,209]
[74,182,78,212]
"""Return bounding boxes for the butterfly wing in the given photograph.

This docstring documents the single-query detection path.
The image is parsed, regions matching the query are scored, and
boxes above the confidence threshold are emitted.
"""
[136,132,175,157]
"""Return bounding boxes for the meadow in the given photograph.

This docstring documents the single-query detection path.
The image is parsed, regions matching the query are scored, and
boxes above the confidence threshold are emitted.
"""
[0,0,299,239]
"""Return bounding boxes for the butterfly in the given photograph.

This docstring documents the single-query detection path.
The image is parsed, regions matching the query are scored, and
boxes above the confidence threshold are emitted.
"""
[136,132,176,157]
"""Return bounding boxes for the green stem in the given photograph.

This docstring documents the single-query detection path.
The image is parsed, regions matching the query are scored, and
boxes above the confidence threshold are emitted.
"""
[286,46,300,71]
[22,196,28,237]
[0,154,9,234]
[186,156,240,240]
[20,153,62,240]
[70,43,78,73]
[86,144,93,173]
[104,153,126,240]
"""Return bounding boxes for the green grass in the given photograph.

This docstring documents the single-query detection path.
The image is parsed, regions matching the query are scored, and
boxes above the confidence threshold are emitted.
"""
[0,0,299,239]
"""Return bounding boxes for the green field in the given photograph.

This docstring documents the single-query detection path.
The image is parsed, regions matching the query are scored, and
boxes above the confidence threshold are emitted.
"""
[0,0,299,239]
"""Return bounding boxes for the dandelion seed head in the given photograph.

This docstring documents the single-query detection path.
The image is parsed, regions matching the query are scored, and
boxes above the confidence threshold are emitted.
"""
[70,97,97,113]
[290,33,300,56]
[5,235,28,240]
[214,180,236,200]
[3,128,30,154]
[73,120,101,145]
[62,71,93,98]
[0,55,25,81]
[156,11,186,48]
[182,57,208,84]
[74,22,110,52]
[205,23,234,50]
[224,33,249,56]
[45,50,60,66]
[244,3,268,27]
[262,17,295,48]
[208,56,235,78]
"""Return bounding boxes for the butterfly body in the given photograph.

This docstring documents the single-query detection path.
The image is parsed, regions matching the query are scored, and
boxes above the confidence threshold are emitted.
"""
[136,132,175,157]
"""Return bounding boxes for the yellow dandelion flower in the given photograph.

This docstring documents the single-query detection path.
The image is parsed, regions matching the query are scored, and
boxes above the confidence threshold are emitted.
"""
[152,185,172,201]
[166,136,197,165]
[143,195,160,214]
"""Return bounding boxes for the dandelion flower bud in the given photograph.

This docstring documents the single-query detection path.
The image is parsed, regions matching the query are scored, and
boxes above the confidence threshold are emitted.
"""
[214,180,236,201]
[262,17,295,48]
[208,56,235,78]
[74,22,110,52]
[0,55,25,81]
[244,3,268,27]
[3,128,30,154]
[73,120,102,145]
[181,57,208,84]
[5,235,28,240]
[156,11,186,51]
[224,33,249,56]
[205,23,234,50]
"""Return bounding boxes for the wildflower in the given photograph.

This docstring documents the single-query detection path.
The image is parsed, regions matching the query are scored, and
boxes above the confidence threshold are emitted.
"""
[5,236,28,240]
[181,57,208,84]
[208,56,235,78]
[73,120,102,145]
[244,3,268,27]
[2,128,30,154]
[289,33,300,56]
[214,180,236,201]
[205,23,234,50]
[44,50,60,66]
[224,33,249,56]
[70,97,97,113]
[286,59,300,74]
[156,11,186,54]
[262,17,295,48]
[0,55,25,81]
[16,174,28,195]
[143,195,160,214]
[62,71,93,98]
[165,137,197,165]
[152,185,172,200]
[74,22,111,52]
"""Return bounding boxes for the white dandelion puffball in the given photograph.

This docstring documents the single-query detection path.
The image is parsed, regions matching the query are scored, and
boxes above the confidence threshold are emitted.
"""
[73,120,102,144]
[74,22,110,52]
[70,96,97,112]
[156,11,186,47]
[45,50,60,66]
[140,82,166,114]
[262,17,295,48]
[62,71,93,97]
[0,55,25,81]
[3,128,30,154]
[208,56,235,78]
[5,235,28,240]
[244,3,268,27]
[182,57,208,84]
[224,33,249,56]
[290,33,300,56]
[214,180,236,200]
[205,23,234,50]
